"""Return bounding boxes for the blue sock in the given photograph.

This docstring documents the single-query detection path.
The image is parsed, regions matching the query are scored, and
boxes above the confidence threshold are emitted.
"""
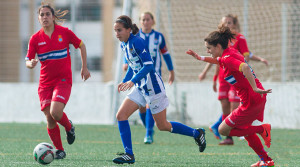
[139,112,146,127]
[145,108,155,137]
[170,121,199,138]
[212,114,222,129]
[118,120,133,155]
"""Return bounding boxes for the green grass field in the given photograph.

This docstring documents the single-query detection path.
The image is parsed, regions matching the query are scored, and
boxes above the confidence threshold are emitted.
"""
[0,123,299,167]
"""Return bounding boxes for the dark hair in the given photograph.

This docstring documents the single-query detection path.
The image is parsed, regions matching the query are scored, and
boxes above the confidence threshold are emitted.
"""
[38,3,68,25]
[204,26,235,49]
[115,15,139,35]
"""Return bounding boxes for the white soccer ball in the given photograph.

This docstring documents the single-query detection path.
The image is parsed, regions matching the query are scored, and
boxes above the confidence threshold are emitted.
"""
[33,142,55,165]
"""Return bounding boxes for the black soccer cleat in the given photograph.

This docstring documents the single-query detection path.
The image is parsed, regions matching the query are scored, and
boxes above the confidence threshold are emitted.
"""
[194,128,206,152]
[66,120,75,145]
[55,150,66,159]
[113,153,135,164]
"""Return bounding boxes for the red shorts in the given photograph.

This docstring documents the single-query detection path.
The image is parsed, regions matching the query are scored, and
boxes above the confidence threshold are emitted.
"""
[218,80,240,102]
[225,96,266,129]
[38,82,72,111]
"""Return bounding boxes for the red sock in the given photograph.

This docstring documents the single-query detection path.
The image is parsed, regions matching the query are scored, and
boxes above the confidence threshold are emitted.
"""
[229,125,264,137]
[57,112,71,132]
[222,114,229,121]
[47,124,64,150]
[245,134,272,161]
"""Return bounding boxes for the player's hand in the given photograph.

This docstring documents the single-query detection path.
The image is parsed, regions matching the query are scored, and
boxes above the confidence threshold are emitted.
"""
[81,67,91,81]
[26,59,38,69]
[118,81,134,92]
[198,72,206,81]
[186,49,200,60]
[168,70,175,85]
[261,58,269,66]
[213,81,217,92]
[253,88,272,97]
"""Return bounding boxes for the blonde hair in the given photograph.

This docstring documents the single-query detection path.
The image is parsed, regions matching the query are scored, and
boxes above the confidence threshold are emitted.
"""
[218,14,241,33]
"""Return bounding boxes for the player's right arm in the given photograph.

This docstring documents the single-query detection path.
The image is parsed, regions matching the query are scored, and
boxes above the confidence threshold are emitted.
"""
[25,36,38,69]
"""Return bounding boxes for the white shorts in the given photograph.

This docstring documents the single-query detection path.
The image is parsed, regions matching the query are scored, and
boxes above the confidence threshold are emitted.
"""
[127,87,169,114]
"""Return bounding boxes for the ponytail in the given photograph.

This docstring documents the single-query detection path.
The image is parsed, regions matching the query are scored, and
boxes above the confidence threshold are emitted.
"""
[116,15,139,35]
[204,26,235,49]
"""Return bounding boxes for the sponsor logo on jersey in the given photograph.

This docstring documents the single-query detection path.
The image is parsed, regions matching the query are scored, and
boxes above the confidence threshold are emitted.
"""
[154,38,158,45]
[58,35,63,42]
[224,55,230,59]
[38,41,46,46]
[56,95,65,100]
[129,48,136,54]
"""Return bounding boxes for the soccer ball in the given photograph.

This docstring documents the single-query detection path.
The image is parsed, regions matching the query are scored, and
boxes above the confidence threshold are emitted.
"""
[33,142,55,165]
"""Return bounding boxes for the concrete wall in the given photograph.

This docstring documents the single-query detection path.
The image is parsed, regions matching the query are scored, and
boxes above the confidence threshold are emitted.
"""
[1,82,299,129]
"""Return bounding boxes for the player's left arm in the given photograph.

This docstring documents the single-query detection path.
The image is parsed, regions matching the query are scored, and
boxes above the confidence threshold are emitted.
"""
[160,34,174,85]
[240,63,272,94]
[79,42,91,81]
[237,35,250,62]
[249,52,269,66]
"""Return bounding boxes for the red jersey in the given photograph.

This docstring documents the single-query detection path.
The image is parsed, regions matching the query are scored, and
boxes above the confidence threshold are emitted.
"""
[218,48,264,109]
[26,25,82,88]
[228,33,250,57]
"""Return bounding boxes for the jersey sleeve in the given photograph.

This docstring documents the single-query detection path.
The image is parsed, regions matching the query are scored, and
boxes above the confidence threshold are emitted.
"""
[66,28,82,49]
[222,55,244,72]
[25,35,37,61]
[237,34,250,57]
[159,34,174,71]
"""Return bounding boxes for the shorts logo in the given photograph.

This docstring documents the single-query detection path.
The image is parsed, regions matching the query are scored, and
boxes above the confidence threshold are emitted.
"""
[58,35,63,42]
[56,95,65,100]
[228,118,235,125]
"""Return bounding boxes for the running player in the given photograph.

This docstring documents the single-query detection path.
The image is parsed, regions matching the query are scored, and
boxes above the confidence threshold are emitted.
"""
[25,4,90,159]
[113,15,206,164]
[187,26,274,167]
[123,12,174,144]
[199,14,268,145]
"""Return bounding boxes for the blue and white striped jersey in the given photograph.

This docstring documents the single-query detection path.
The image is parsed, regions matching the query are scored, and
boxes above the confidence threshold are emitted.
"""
[121,33,165,96]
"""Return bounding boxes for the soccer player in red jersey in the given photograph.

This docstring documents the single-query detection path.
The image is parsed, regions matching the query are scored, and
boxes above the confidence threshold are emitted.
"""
[25,4,90,159]
[187,26,274,167]
[199,14,268,145]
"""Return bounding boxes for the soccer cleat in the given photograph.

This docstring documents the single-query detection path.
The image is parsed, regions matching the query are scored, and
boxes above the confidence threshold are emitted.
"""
[219,138,234,145]
[194,128,206,152]
[144,136,153,144]
[251,160,274,167]
[261,160,275,167]
[113,153,135,164]
[66,120,75,145]
[54,150,66,159]
[259,124,271,148]
[209,126,222,140]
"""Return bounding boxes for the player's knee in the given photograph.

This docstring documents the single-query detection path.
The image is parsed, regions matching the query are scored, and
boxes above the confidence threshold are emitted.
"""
[50,111,62,121]
[116,112,127,121]
[156,123,169,131]
[218,127,229,136]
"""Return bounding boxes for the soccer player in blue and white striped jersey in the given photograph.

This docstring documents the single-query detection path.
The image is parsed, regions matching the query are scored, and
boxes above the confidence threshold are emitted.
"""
[112,15,206,164]
[123,12,174,144]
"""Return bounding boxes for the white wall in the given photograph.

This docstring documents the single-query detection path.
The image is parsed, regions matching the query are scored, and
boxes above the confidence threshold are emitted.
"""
[0,82,299,129]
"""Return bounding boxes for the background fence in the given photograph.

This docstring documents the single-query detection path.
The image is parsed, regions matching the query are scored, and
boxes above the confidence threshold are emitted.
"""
[0,0,299,128]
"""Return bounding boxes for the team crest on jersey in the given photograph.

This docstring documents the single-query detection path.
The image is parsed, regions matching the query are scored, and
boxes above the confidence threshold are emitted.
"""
[129,48,136,54]
[58,35,63,42]
[154,38,159,45]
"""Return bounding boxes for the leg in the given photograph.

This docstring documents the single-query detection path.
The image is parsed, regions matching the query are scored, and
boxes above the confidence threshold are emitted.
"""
[138,106,147,127]
[218,99,234,145]
[43,106,64,152]
[152,109,206,152]
[144,105,155,144]
[113,98,138,164]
